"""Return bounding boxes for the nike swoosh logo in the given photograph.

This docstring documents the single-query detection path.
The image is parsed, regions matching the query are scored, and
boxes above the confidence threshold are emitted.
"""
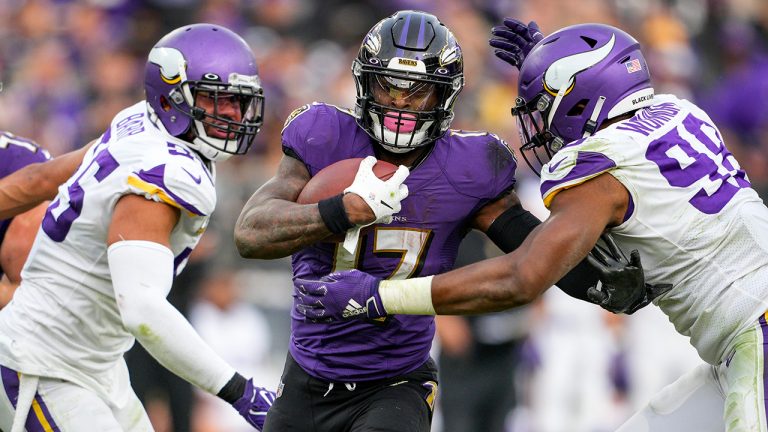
[380,200,393,210]
[548,157,566,173]
[182,167,201,184]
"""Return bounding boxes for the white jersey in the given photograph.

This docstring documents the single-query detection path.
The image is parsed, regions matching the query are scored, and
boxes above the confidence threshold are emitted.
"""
[540,94,768,364]
[0,101,216,396]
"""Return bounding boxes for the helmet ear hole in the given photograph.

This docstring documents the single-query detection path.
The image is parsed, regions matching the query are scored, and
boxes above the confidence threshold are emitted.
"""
[159,95,172,112]
[567,99,589,116]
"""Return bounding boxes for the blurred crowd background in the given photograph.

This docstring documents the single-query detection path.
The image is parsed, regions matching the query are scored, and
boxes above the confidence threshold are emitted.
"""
[1,0,767,431]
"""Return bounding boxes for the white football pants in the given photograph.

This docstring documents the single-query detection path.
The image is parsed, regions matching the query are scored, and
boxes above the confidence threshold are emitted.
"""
[618,312,768,432]
[0,362,153,431]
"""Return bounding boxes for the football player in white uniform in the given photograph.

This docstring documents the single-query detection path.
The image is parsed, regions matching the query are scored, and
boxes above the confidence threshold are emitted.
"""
[292,23,768,431]
[0,24,274,431]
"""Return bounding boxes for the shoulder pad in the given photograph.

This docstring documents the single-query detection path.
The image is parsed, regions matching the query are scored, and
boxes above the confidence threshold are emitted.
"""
[126,142,216,217]
[439,131,517,199]
[281,102,365,174]
[540,137,620,207]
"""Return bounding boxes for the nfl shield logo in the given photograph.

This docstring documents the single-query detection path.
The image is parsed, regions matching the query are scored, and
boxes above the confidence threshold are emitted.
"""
[625,59,642,73]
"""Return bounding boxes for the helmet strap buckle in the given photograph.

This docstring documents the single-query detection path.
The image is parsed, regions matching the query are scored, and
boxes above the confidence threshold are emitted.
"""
[582,95,606,138]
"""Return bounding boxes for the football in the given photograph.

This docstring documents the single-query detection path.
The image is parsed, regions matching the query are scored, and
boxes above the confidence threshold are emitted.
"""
[297,158,398,204]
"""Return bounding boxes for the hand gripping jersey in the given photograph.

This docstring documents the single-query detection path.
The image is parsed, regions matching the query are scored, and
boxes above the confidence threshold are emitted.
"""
[540,94,768,364]
[0,132,51,278]
[0,102,216,396]
[283,103,517,381]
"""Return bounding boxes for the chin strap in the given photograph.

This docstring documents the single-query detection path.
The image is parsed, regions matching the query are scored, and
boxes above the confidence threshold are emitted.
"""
[583,95,607,138]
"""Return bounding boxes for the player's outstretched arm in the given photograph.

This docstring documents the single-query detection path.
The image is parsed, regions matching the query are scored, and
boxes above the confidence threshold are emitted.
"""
[475,190,660,312]
[235,155,407,259]
[415,172,627,314]
[0,141,94,219]
[474,191,602,301]
[108,194,274,429]
[294,173,632,320]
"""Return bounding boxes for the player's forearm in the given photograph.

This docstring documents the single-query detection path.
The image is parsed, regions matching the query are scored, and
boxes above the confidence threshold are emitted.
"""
[380,254,546,315]
[109,241,235,395]
[0,163,53,219]
[128,294,236,394]
[0,141,92,220]
[235,197,335,259]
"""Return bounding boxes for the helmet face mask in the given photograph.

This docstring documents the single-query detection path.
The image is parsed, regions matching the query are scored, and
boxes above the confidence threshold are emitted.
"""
[515,23,655,175]
[145,24,264,162]
[512,94,565,174]
[170,74,264,158]
[354,11,464,153]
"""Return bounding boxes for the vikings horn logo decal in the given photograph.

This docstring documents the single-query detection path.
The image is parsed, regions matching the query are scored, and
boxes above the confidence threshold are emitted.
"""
[542,34,615,97]
[149,47,187,85]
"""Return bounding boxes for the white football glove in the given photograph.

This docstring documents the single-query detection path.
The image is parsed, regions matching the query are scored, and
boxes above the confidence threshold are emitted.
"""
[344,156,409,225]
[342,156,409,253]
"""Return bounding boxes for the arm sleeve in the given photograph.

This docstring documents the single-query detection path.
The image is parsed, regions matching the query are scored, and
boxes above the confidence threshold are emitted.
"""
[108,240,236,395]
[485,204,597,302]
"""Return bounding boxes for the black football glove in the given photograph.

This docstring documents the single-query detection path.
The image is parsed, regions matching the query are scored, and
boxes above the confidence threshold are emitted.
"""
[586,233,672,314]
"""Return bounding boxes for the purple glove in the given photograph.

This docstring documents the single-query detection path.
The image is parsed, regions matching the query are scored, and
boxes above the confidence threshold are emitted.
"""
[232,378,275,430]
[489,18,544,68]
[294,270,386,322]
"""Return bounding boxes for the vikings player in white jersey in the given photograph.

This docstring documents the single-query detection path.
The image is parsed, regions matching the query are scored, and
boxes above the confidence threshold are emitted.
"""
[0,24,274,431]
[292,23,768,431]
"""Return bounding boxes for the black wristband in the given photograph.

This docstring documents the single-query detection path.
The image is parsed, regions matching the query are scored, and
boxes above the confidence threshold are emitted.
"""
[217,372,247,404]
[318,194,354,235]
[556,259,599,302]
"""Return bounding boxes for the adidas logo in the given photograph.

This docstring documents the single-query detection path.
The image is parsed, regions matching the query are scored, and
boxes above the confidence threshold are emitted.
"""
[343,299,367,318]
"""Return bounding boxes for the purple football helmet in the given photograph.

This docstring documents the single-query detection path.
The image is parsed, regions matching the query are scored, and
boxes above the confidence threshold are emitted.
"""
[144,24,264,162]
[353,11,464,153]
[513,24,654,173]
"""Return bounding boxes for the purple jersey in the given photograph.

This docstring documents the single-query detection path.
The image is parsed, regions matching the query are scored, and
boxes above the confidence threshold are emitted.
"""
[283,103,517,381]
[0,132,50,277]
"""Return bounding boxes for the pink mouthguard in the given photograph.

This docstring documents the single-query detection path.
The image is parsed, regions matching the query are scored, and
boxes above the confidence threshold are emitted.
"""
[383,112,417,133]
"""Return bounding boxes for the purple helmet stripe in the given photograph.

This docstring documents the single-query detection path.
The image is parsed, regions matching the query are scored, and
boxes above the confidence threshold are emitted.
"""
[416,14,426,53]
[395,14,411,57]
[135,165,205,216]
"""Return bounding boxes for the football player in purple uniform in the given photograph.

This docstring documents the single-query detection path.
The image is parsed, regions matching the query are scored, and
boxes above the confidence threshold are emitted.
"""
[295,21,768,431]
[235,11,651,431]
[0,132,52,305]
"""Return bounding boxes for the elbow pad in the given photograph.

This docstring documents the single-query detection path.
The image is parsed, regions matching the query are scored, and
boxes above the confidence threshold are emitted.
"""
[486,204,541,254]
[108,240,174,330]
